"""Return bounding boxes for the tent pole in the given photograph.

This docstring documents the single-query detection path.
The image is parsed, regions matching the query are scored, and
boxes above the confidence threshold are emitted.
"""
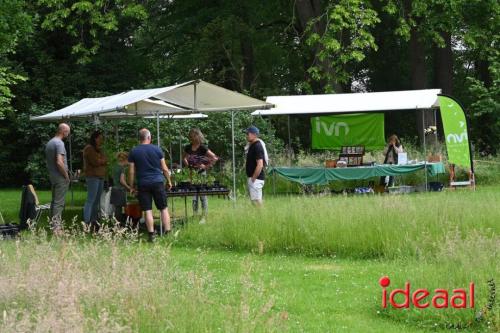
[169,138,173,169]
[69,121,74,206]
[273,170,276,196]
[179,125,182,169]
[231,110,236,201]
[114,124,119,149]
[423,108,428,192]
[287,115,291,166]
[68,121,73,174]
[156,112,161,147]
[433,108,438,146]
[157,112,163,235]
[194,81,198,111]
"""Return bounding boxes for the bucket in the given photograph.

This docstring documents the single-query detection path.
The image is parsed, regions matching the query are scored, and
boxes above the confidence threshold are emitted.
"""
[125,202,142,219]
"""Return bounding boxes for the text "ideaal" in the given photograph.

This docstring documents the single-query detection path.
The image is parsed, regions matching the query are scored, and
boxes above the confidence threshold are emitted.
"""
[379,276,474,309]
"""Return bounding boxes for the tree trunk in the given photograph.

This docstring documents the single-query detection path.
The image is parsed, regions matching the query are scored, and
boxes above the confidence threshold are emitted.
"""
[434,31,453,95]
[430,31,453,146]
[476,59,492,88]
[240,31,255,92]
[409,28,426,89]
[403,0,432,145]
[295,0,344,93]
[409,27,432,145]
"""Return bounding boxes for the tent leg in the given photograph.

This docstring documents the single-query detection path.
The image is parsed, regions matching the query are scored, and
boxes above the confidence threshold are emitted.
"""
[179,129,182,168]
[433,108,438,146]
[169,140,173,168]
[156,112,163,236]
[287,115,291,166]
[273,171,276,196]
[156,112,161,147]
[114,124,119,148]
[423,109,428,192]
[231,111,236,201]
[69,123,74,206]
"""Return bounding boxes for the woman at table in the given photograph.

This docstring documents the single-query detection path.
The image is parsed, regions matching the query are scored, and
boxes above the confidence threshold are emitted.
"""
[83,130,108,229]
[380,134,404,187]
[182,128,218,224]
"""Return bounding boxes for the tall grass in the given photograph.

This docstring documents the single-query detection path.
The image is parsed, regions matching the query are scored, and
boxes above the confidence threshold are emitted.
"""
[0,182,498,331]
[174,187,499,330]
[0,230,287,332]
[178,188,499,259]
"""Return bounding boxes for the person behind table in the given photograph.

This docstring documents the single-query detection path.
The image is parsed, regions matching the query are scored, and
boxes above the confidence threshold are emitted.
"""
[245,126,267,206]
[182,128,218,224]
[83,130,108,229]
[128,128,172,242]
[45,123,71,235]
[380,134,404,187]
[110,152,131,224]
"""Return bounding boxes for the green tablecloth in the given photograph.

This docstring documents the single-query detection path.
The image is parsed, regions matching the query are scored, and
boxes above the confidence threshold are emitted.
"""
[269,162,445,185]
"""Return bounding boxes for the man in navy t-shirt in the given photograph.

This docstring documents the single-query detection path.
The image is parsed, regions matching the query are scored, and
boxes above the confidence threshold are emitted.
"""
[128,128,172,242]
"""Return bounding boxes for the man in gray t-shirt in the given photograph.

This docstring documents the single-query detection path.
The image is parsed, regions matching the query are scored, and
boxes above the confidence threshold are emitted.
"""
[46,137,68,180]
[45,123,71,233]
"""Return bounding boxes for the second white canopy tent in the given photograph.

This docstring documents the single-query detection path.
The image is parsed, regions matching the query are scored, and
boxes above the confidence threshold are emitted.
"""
[31,80,274,199]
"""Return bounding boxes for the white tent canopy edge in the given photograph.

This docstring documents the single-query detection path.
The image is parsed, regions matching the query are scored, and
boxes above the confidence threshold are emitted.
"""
[31,80,273,121]
[251,89,441,116]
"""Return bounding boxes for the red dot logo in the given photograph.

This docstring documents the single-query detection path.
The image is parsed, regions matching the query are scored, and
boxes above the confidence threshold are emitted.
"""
[379,276,390,288]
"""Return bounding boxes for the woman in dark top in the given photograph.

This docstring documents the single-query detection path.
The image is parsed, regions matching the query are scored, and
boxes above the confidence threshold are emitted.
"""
[380,134,404,187]
[182,128,218,224]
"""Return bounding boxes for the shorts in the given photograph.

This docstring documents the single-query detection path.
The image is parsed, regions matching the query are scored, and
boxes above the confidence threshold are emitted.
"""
[137,182,167,211]
[247,178,264,201]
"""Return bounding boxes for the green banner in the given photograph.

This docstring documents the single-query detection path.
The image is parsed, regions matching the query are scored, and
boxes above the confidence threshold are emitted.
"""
[311,113,385,150]
[438,95,471,168]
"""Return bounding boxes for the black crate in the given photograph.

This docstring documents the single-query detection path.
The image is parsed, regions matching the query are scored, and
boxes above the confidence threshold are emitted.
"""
[0,224,20,239]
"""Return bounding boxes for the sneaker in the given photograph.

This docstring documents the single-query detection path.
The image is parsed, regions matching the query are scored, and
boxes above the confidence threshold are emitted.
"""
[199,217,206,225]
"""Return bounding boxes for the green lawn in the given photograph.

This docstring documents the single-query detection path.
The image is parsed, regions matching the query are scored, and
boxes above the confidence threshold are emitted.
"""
[0,186,498,332]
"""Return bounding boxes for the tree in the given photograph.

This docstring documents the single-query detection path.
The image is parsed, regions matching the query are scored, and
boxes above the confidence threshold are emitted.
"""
[296,0,380,93]
[0,0,32,117]
[36,0,147,64]
[138,0,302,96]
[459,0,500,153]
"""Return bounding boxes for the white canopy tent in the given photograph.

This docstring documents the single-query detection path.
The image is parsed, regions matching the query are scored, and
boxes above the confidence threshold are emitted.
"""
[252,89,443,192]
[30,94,188,122]
[32,80,273,200]
[32,80,272,121]
[251,89,441,116]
